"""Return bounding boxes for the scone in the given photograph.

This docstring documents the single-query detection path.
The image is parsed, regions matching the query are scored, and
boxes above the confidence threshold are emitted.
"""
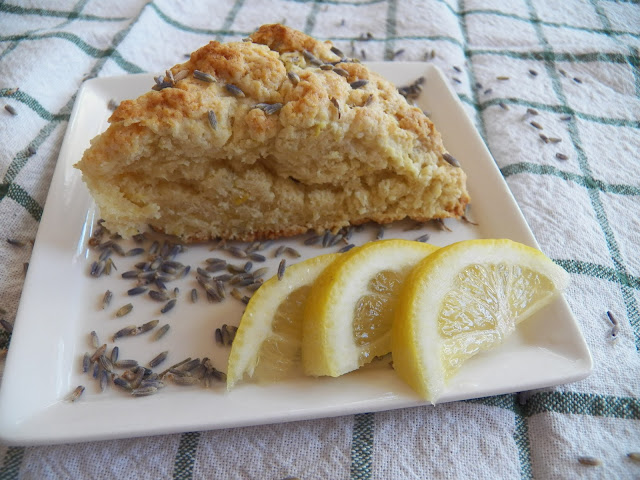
[75,24,470,242]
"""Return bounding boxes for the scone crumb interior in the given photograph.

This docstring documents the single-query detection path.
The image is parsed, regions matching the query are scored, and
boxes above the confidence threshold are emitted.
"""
[75,24,470,242]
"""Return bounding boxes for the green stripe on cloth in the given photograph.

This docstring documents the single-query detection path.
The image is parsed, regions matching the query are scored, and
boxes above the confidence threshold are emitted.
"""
[591,0,640,98]
[469,48,638,66]
[335,34,462,46]
[0,31,144,74]
[0,101,68,222]
[149,3,227,36]
[500,162,640,197]
[383,0,398,61]
[467,393,516,410]
[514,414,533,480]
[630,47,640,98]
[469,388,640,421]
[0,3,128,21]
[149,3,245,38]
[467,390,640,470]
[6,183,44,222]
[173,431,201,480]
[585,185,640,349]
[1,0,143,74]
[457,93,476,108]
[0,41,20,62]
[0,0,149,221]
[0,0,89,63]
[350,413,374,480]
[464,8,640,39]
[303,0,321,35]
[215,0,246,42]
[459,4,488,141]
[480,98,639,129]
[592,0,617,35]
[0,89,70,122]
[524,0,640,351]
[108,50,145,74]
[0,446,25,480]
[554,259,640,290]
[629,47,640,98]
[467,395,533,478]
[3,99,70,185]
[144,6,466,48]
[0,32,110,56]
[84,2,149,87]
[525,392,640,418]
[55,0,90,31]
[0,330,10,349]
[434,0,457,16]
[468,390,640,475]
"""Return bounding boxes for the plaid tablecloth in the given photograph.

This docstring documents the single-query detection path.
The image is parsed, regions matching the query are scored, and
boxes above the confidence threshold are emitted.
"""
[1,0,639,479]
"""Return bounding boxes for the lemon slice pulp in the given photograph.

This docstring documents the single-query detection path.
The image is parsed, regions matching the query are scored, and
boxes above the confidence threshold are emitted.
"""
[302,239,439,377]
[391,239,570,403]
[226,253,338,389]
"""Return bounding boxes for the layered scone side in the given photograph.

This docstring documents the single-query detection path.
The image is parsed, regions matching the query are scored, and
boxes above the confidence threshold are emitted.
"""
[75,24,470,242]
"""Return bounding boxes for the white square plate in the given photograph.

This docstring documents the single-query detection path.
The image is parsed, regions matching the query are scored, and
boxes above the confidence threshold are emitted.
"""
[0,63,592,445]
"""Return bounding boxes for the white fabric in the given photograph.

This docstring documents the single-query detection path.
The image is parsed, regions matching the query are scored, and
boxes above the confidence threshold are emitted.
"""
[0,1,639,479]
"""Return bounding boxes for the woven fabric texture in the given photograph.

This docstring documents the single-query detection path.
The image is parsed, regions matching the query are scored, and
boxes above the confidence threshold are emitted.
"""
[1,1,639,479]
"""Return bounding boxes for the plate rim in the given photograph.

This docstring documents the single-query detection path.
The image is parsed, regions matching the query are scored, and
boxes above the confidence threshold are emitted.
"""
[0,62,593,445]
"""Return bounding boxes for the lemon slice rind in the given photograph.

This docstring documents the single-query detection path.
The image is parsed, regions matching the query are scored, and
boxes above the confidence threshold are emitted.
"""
[392,238,570,403]
[303,239,439,378]
[227,253,339,389]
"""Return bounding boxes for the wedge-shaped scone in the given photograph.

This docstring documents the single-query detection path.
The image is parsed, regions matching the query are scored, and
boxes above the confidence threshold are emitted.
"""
[75,24,470,242]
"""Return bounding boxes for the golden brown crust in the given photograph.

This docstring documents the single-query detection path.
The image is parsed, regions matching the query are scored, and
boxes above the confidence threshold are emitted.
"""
[75,24,470,243]
[250,23,328,55]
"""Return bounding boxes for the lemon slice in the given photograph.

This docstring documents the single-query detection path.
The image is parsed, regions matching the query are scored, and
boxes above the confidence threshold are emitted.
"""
[227,253,338,389]
[391,238,570,403]
[302,239,439,377]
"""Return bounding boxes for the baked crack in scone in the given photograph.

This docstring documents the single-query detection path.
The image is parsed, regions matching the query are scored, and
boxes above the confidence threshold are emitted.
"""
[75,24,470,242]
